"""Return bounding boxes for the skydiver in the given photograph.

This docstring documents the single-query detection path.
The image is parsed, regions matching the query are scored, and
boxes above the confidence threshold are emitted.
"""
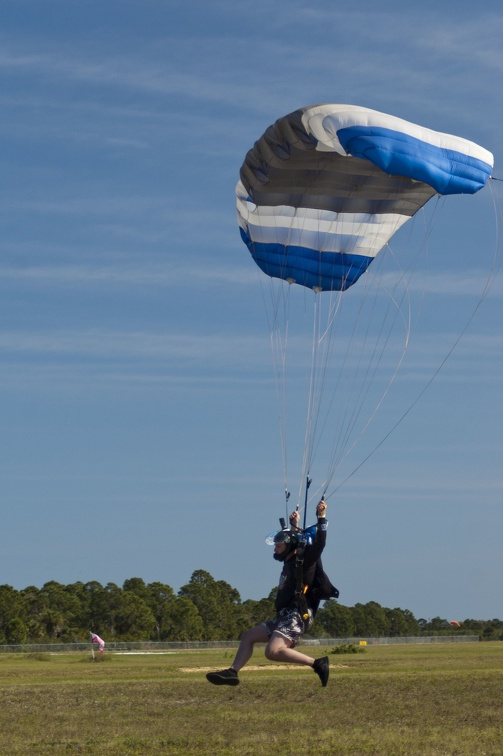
[206,499,330,687]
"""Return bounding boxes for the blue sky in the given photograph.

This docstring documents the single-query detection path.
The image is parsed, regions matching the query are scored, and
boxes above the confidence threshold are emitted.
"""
[1,0,502,623]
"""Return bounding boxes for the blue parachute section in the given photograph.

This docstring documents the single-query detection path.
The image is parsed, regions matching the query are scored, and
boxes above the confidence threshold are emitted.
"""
[238,229,372,291]
[337,126,493,195]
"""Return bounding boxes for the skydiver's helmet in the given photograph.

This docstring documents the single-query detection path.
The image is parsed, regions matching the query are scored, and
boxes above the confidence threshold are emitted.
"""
[273,529,299,561]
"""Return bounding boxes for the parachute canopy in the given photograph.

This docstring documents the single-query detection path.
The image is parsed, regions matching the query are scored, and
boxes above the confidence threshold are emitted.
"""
[237,104,494,291]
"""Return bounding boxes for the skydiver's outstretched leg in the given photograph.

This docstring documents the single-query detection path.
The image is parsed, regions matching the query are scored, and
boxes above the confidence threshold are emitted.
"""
[264,630,316,665]
[265,633,329,686]
[206,624,269,686]
[231,624,270,671]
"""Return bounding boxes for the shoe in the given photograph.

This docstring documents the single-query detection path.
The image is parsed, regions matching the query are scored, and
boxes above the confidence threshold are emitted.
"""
[206,668,240,686]
[313,656,329,687]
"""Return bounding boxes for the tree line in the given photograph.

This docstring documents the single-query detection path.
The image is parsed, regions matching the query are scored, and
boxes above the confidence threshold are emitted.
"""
[1,570,501,644]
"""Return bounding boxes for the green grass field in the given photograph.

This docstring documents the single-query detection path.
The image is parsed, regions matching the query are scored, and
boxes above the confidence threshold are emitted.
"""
[0,642,501,754]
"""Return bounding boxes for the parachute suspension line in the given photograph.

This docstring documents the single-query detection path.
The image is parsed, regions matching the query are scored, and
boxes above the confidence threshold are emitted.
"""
[301,200,404,499]
[411,196,445,325]
[299,293,321,498]
[272,308,289,499]
[325,185,503,501]
[324,278,383,485]
[297,287,341,510]
[487,179,503,287]
[317,200,445,498]
[305,289,346,500]
[256,266,292,506]
[307,291,344,481]
[301,271,395,499]
[333,245,412,468]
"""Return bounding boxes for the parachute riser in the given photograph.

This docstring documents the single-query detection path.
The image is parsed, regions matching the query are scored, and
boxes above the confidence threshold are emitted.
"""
[284,489,291,523]
[302,476,312,531]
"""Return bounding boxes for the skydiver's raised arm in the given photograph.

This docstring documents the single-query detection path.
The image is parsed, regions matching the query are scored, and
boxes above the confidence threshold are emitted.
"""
[303,500,328,569]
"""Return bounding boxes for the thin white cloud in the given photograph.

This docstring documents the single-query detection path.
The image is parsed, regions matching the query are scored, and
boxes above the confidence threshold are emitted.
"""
[2,259,501,299]
[0,259,255,287]
[0,328,266,362]
[0,321,501,372]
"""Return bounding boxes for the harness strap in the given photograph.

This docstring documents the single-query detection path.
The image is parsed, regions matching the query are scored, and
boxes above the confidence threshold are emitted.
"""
[294,541,310,620]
